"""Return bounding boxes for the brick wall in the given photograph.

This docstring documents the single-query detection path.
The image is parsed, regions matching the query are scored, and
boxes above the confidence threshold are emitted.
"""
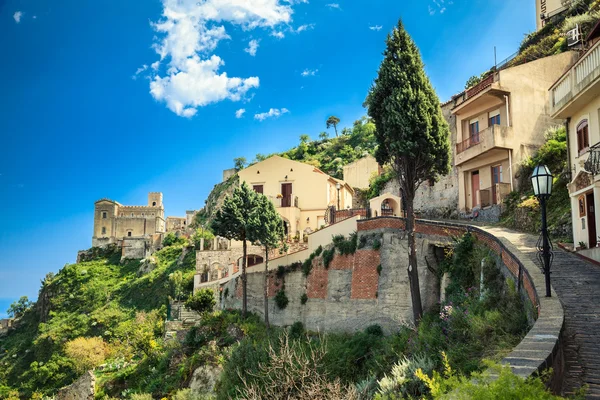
[351,250,380,299]
[307,259,328,299]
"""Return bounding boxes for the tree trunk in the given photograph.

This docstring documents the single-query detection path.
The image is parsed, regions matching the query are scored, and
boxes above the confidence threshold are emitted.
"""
[405,193,423,323]
[334,125,338,137]
[242,239,248,318]
[264,248,270,329]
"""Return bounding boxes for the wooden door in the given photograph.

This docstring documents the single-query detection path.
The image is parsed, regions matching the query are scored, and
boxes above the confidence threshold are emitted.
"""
[253,185,263,194]
[587,192,597,247]
[471,171,480,209]
[491,166,501,204]
[281,183,292,207]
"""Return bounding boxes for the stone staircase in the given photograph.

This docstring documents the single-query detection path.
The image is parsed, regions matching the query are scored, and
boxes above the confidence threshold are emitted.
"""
[164,302,200,341]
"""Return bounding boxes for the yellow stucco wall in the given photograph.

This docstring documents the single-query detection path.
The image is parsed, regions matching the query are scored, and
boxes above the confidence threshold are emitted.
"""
[238,156,353,235]
[455,52,577,211]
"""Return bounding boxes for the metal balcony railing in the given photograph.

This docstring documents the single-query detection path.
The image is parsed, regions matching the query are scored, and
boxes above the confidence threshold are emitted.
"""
[584,143,600,175]
[457,133,481,154]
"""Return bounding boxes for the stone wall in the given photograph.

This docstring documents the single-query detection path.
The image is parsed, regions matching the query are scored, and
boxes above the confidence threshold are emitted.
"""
[56,371,95,400]
[219,227,445,333]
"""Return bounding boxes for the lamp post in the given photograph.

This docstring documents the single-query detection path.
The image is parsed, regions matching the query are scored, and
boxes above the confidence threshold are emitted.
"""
[531,165,554,297]
[336,182,341,211]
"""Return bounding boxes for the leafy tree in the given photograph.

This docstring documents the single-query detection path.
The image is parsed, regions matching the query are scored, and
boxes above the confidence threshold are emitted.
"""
[7,296,32,318]
[169,271,185,301]
[162,232,186,247]
[211,182,259,317]
[299,134,311,144]
[64,336,108,373]
[365,19,451,322]
[234,157,247,171]
[185,289,216,314]
[464,75,481,89]
[190,228,215,250]
[319,131,329,140]
[249,194,285,327]
[326,115,341,137]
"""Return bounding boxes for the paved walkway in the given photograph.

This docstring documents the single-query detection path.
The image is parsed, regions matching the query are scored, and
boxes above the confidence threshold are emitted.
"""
[484,226,600,398]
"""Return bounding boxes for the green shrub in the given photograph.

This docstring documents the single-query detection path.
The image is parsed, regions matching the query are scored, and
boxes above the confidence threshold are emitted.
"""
[315,245,323,256]
[332,232,358,255]
[372,238,382,250]
[322,248,335,269]
[300,293,308,305]
[376,354,436,398]
[185,289,216,314]
[302,258,313,276]
[276,265,286,279]
[130,394,153,400]
[289,321,305,339]
[274,290,289,310]
[365,324,384,337]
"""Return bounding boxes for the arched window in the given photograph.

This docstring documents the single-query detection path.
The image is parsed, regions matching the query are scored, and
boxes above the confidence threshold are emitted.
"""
[577,120,590,153]
[131,213,134,217]
[152,201,157,206]
[101,227,106,235]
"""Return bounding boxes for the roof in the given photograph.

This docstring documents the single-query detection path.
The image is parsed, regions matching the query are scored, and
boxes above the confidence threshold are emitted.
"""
[587,19,600,42]
[94,198,122,206]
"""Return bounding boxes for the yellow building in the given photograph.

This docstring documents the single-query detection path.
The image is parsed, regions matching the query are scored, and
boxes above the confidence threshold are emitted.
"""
[237,156,354,238]
[451,52,577,212]
[92,192,166,247]
[535,0,569,31]
[342,155,381,189]
[550,25,600,250]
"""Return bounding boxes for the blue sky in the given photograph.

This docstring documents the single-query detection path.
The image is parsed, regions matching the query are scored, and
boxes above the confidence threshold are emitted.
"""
[0,0,535,317]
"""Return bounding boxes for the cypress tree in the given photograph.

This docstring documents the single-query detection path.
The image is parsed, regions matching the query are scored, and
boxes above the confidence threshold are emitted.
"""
[365,19,451,322]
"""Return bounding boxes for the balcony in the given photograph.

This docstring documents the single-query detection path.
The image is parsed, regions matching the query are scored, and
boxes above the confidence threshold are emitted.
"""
[584,142,600,175]
[268,195,299,208]
[551,40,600,118]
[455,125,514,166]
[452,73,510,116]
[479,183,512,207]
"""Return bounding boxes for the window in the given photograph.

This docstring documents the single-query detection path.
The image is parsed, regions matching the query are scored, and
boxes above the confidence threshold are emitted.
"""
[253,185,264,194]
[101,211,107,219]
[469,119,479,143]
[101,227,106,235]
[152,201,157,206]
[489,109,500,126]
[577,120,590,153]
[131,213,134,217]
[141,213,144,217]
[127,231,132,237]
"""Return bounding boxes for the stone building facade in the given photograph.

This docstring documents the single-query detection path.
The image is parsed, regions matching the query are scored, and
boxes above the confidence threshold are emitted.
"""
[166,216,187,232]
[92,192,166,248]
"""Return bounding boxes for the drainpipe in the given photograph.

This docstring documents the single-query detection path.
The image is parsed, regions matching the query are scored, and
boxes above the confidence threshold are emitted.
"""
[504,95,511,127]
[509,149,514,192]
[505,95,514,191]
[565,117,572,181]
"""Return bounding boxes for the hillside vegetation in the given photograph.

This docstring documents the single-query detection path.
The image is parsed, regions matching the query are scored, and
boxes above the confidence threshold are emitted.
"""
[194,117,380,227]
[0,244,196,399]
[0,233,561,399]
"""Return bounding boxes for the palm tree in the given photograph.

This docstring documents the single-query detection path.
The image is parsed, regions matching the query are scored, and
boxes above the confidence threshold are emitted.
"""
[326,116,341,137]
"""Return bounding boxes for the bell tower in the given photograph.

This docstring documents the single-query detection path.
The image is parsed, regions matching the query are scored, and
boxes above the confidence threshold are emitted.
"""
[148,192,163,208]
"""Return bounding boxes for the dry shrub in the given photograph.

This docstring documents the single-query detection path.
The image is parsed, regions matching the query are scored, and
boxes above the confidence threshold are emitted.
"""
[64,336,108,373]
[238,332,358,400]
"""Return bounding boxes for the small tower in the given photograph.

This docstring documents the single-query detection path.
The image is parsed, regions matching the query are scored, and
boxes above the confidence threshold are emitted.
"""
[148,192,163,208]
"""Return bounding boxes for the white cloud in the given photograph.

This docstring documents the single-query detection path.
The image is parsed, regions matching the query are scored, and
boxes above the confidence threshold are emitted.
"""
[13,11,23,23]
[301,68,318,77]
[148,0,301,118]
[429,0,450,15]
[33,16,37,20]
[326,3,341,9]
[293,23,314,33]
[235,108,246,118]
[245,39,260,56]
[369,25,382,31]
[271,31,285,39]
[132,65,149,80]
[254,108,289,121]
[151,61,161,71]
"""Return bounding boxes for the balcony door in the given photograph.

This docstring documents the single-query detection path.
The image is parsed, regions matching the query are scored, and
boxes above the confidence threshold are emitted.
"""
[281,183,292,207]
[471,171,480,209]
[469,119,480,145]
[587,192,597,247]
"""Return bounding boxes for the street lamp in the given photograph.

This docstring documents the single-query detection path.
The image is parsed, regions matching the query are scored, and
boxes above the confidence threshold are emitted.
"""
[336,182,341,210]
[531,165,554,297]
